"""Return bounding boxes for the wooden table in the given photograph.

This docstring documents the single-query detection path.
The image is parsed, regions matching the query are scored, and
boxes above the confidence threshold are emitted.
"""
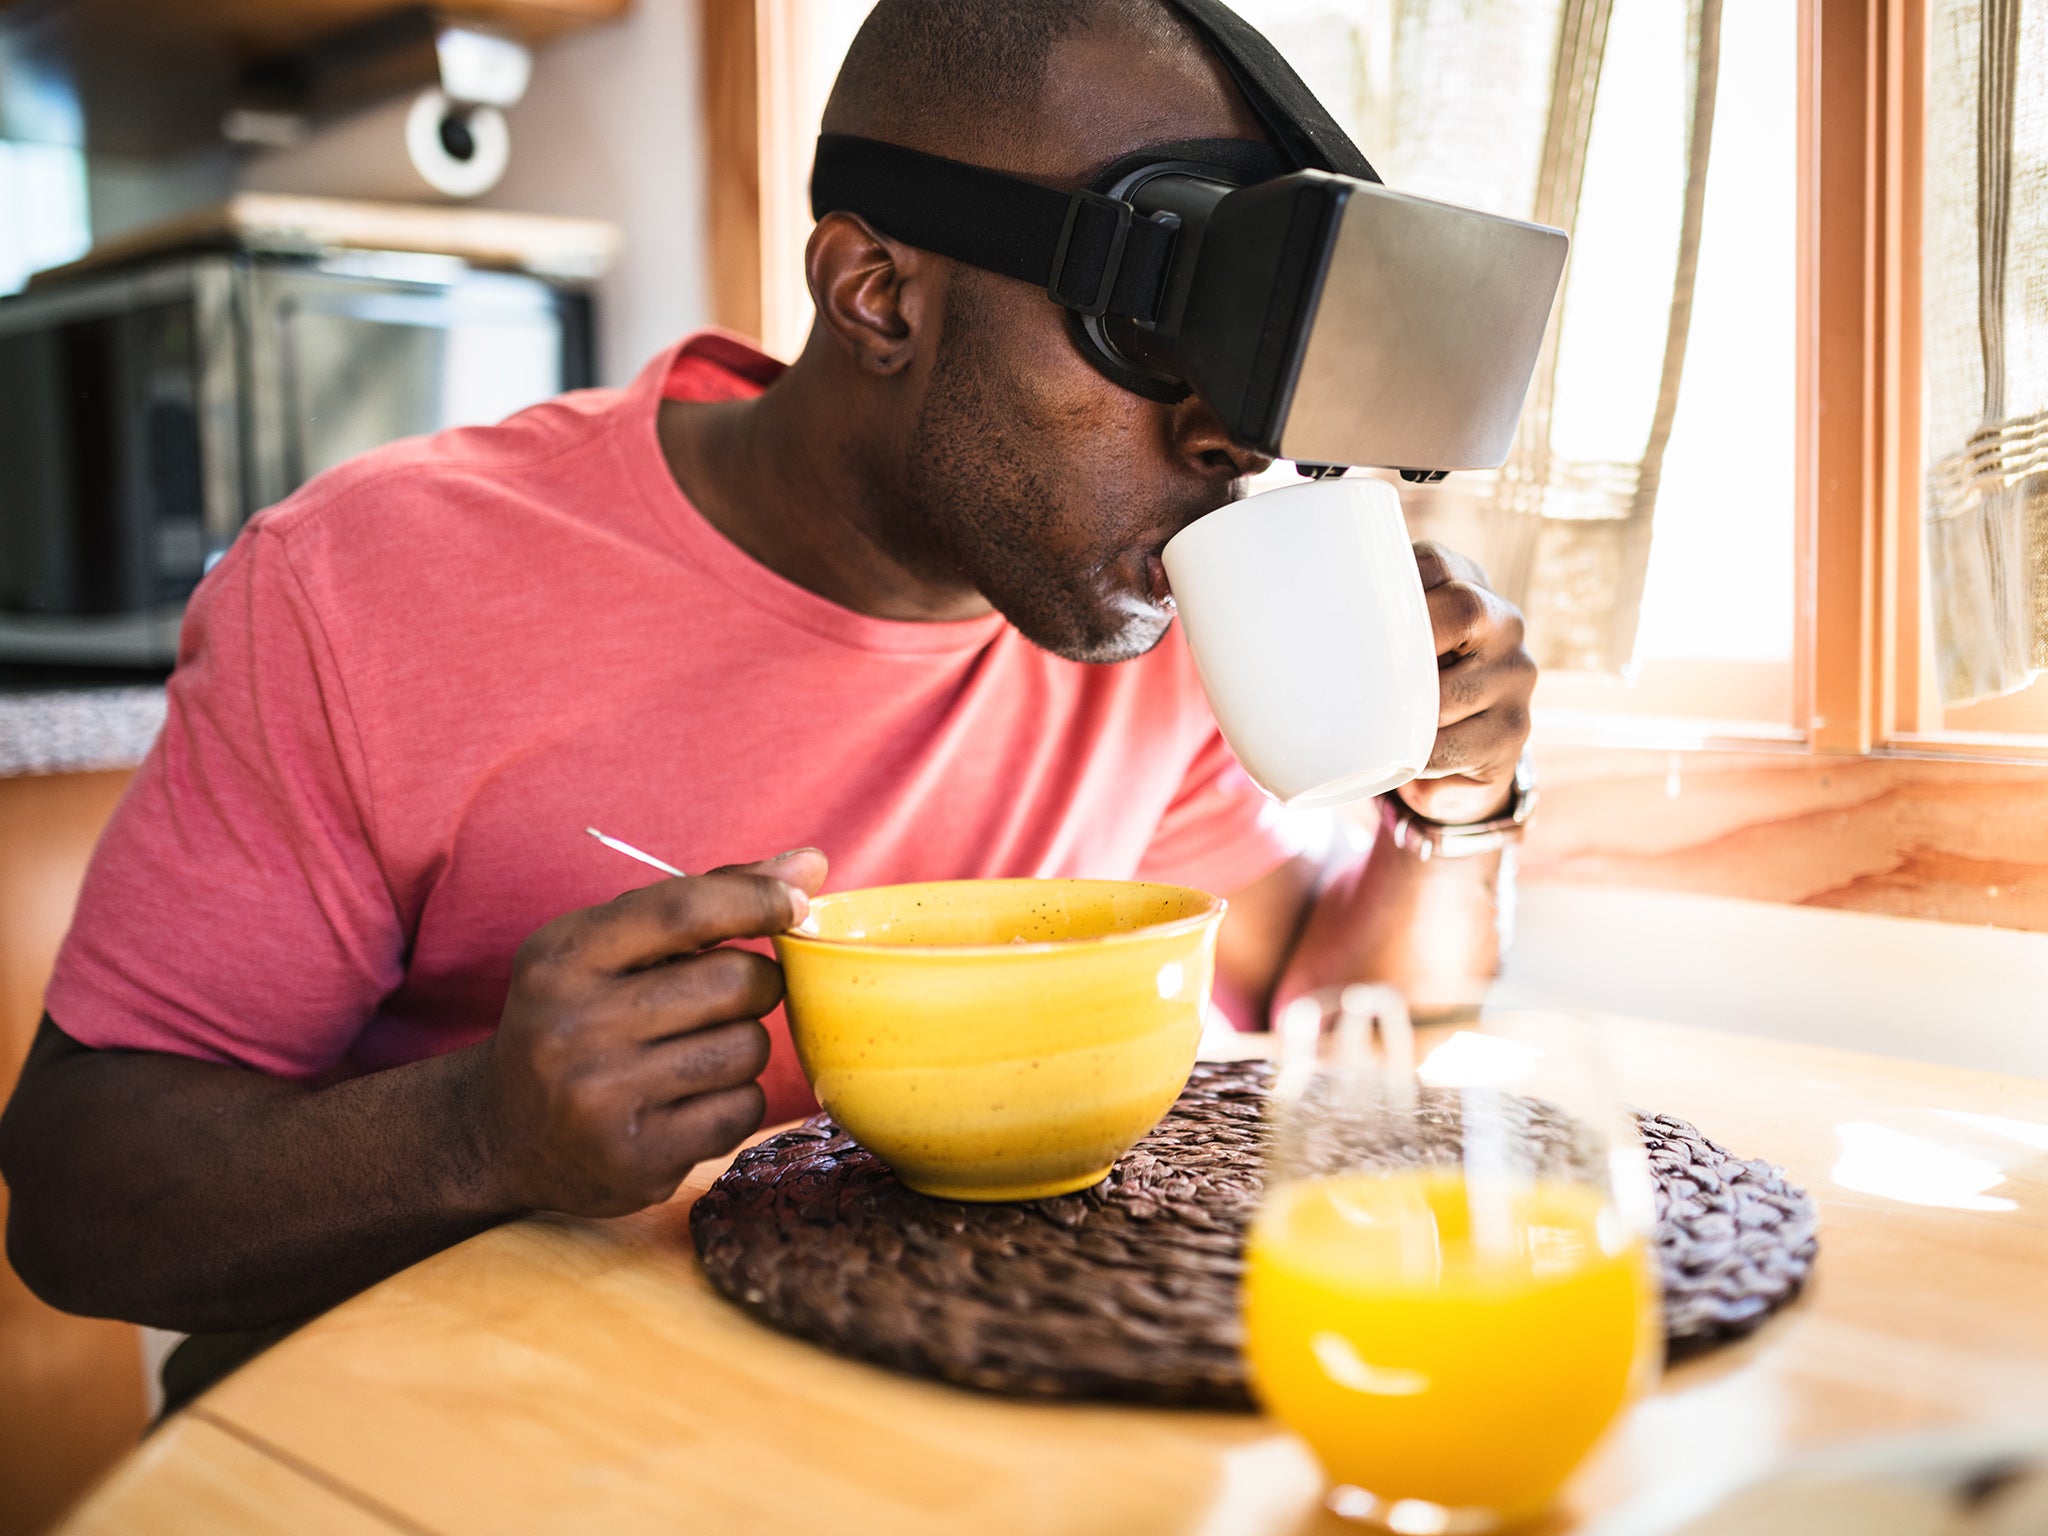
[58,1019,2048,1535]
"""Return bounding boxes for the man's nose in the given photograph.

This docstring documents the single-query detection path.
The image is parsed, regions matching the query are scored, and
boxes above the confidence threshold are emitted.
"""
[1168,393,1274,482]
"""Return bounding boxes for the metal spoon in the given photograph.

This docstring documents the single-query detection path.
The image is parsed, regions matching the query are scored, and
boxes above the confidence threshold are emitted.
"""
[584,827,687,879]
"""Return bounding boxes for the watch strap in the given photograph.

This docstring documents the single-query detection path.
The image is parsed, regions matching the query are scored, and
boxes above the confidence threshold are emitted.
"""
[1383,752,1538,860]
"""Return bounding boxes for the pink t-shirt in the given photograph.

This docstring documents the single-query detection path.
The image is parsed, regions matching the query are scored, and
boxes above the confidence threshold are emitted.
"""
[47,333,1292,1121]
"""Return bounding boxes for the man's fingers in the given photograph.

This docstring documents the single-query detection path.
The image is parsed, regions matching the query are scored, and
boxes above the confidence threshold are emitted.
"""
[1412,540,1490,592]
[493,847,823,1217]
[577,1080,768,1215]
[709,847,830,897]
[1401,546,1534,819]
[520,871,806,981]
[621,1051,771,1205]
[640,1019,773,1101]
[646,1082,768,1168]
[600,946,785,1042]
[1418,705,1527,782]
[1436,643,1538,726]
[1426,579,1520,667]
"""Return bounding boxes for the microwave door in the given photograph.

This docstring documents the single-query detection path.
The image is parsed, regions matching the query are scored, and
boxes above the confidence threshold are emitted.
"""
[244,266,572,512]
[0,295,202,620]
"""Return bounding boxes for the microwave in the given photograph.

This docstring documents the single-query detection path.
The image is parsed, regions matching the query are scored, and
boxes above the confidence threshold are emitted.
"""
[0,250,591,669]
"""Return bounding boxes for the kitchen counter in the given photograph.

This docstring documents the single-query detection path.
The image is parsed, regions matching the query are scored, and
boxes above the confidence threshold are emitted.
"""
[0,687,166,777]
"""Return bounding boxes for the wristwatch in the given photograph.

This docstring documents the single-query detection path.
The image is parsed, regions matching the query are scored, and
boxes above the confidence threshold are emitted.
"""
[1382,752,1538,860]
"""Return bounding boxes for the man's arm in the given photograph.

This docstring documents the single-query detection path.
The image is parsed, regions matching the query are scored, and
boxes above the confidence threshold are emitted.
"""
[1214,542,1532,1023]
[0,852,824,1334]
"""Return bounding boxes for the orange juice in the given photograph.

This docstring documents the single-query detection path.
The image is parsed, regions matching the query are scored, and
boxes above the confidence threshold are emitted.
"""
[1244,1169,1652,1523]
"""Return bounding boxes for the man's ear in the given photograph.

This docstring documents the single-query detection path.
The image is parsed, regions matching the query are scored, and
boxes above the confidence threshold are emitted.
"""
[805,212,932,376]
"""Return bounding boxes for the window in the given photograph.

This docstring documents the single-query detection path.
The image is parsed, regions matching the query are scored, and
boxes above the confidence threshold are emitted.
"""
[1234,0,1801,740]
[1907,0,2048,746]
[0,48,90,294]
[0,140,89,295]
[1536,0,1799,736]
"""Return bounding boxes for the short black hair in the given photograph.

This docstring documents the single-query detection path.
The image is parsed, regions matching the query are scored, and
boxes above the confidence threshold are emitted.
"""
[821,0,1202,160]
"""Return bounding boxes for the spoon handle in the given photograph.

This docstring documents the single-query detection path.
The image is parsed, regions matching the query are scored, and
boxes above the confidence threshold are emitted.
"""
[584,827,688,879]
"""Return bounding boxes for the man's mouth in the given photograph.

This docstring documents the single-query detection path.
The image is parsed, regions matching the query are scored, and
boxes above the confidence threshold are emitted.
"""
[1145,551,1174,609]
[1116,495,1235,616]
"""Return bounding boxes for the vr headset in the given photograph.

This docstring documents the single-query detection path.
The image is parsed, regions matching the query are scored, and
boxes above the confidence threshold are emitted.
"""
[811,0,1568,481]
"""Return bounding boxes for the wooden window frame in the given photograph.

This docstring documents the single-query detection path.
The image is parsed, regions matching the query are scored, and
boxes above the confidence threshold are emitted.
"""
[1805,0,2048,762]
[701,0,849,365]
[702,0,764,350]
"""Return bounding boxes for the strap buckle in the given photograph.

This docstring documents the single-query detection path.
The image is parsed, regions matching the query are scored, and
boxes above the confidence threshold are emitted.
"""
[1047,189,1133,317]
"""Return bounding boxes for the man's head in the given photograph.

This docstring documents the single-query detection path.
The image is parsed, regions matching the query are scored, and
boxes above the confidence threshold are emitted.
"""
[803,0,1272,663]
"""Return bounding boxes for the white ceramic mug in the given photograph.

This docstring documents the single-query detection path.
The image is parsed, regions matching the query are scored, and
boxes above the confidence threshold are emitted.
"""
[1162,476,1439,809]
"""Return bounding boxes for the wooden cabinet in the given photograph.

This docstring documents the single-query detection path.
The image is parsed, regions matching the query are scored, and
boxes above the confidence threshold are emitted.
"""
[0,772,144,1536]
[0,0,632,56]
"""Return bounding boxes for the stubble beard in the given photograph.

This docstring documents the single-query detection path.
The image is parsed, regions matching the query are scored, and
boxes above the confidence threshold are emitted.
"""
[896,286,1172,666]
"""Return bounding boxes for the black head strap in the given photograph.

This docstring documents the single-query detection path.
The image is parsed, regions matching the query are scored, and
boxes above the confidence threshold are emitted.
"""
[1162,0,1378,182]
[810,135,1293,330]
[812,135,1190,323]
[807,0,1378,398]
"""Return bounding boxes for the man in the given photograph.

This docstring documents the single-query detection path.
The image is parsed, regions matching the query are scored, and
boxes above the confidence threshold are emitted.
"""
[0,0,1533,1356]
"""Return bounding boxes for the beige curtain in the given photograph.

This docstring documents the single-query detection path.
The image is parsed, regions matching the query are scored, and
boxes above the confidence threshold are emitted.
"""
[1242,0,1722,673]
[1923,0,2048,704]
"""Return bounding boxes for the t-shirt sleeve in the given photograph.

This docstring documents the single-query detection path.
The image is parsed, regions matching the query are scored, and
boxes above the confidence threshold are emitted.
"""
[44,520,405,1078]
[1133,727,1300,896]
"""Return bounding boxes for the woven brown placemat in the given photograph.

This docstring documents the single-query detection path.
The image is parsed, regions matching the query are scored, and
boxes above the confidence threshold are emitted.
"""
[690,1060,1817,1407]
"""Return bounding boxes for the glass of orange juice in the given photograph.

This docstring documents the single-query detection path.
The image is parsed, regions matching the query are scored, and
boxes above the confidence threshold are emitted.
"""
[1244,991,1661,1532]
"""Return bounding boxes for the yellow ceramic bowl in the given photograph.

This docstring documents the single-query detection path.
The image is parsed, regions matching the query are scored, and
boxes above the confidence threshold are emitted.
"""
[772,878,1225,1202]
